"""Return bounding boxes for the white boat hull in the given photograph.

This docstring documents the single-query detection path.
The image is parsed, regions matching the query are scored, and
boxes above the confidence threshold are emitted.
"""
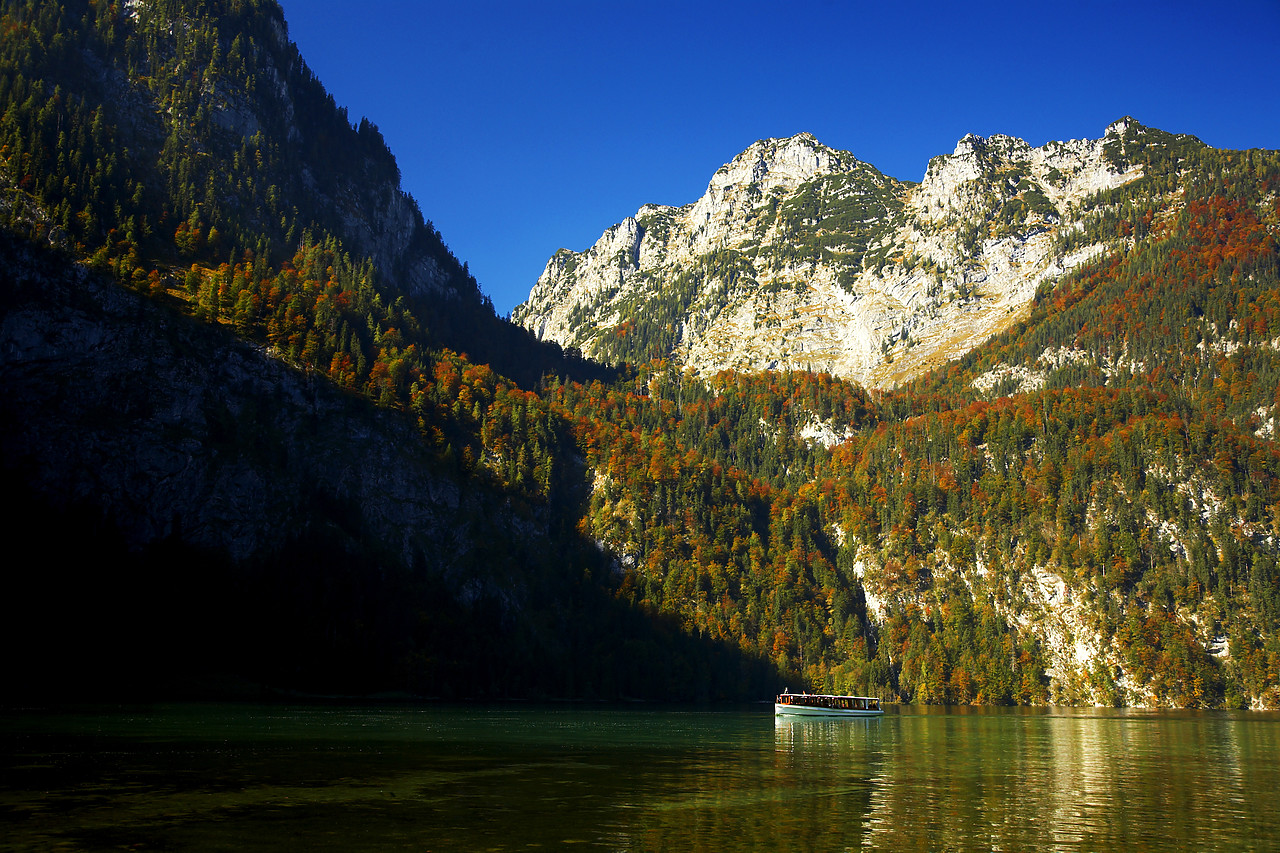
[774,702,883,717]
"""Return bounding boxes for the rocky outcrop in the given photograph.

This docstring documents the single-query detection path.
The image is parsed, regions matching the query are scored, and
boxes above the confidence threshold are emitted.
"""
[514,122,1145,386]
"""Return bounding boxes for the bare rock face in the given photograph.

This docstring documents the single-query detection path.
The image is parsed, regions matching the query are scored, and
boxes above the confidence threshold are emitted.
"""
[514,122,1144,386]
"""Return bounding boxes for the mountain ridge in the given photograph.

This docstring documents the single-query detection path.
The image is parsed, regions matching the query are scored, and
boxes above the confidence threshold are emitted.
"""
[514,119,1167,386]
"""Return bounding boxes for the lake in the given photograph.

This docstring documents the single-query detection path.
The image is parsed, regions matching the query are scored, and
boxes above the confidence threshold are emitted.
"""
[2,703,1278,850]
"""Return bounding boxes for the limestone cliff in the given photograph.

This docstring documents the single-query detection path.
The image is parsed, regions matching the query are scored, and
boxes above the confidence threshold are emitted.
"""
[514,121,1146,386]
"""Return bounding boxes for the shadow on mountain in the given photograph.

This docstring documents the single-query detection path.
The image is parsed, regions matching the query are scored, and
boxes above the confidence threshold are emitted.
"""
[0,237,776,703]
[1,474,777,703]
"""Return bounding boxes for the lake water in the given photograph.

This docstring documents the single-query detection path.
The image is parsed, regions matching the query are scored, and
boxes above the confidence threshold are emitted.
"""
[2,703,1278,850]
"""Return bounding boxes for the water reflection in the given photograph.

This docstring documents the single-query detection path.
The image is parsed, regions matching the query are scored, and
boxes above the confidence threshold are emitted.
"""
[773,714,884,751]
[2,704,1279,850]
[848,707,1280,851]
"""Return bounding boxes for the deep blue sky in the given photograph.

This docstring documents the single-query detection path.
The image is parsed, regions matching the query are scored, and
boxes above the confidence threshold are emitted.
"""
[282,0,1280,316]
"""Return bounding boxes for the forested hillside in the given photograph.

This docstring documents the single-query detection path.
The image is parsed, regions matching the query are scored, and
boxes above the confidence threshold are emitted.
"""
[2,0,1278,706]
[522,126,1280,708]
[0,0,598,388]
[892,129,1280,706]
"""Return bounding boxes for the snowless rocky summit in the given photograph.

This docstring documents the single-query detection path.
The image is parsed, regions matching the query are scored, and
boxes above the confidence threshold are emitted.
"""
[513,121,1145,386]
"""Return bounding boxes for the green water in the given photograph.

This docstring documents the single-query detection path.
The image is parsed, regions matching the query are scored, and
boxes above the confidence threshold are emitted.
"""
[2,703,1278,850]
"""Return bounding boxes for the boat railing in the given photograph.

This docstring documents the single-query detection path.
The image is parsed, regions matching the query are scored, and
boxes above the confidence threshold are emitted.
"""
[776,692,881,711]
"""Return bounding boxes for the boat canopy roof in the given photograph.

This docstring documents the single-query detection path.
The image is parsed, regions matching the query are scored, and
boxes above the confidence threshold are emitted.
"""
[776,691,879,701]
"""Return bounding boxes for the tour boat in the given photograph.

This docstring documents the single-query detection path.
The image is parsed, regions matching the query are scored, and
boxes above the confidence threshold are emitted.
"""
[774,690,884,716]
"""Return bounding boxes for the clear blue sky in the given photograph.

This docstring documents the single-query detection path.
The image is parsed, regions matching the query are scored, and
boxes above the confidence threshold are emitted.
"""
[282,0,1280,317]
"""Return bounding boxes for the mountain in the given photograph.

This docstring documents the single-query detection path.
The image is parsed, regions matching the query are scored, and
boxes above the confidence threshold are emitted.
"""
[4,1,1279,709]
[0,0,758,700]
[514,121,1173,386]
[0,0,590,388]
[517,120,1280,709]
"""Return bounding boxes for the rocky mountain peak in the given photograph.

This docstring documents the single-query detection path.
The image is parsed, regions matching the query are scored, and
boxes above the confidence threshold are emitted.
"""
[515,122,1168,386]
[948,132,1032,164]
[1106,115,1137,137]
[708,132,855,197]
